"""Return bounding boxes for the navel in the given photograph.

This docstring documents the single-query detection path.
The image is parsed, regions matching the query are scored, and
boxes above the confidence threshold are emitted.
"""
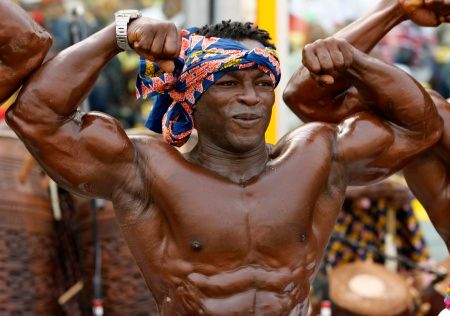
[191,240,203,252]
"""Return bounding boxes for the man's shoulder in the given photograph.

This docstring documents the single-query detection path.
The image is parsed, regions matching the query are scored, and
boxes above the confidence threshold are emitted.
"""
[283,121,337,144]
[272,122,337,157]
[129,133,165,146]
[129,133,180,158]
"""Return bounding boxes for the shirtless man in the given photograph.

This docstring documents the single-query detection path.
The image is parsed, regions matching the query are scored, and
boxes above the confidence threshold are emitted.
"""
[283,0,450,257]
[0,0,51,103]
[4,2,442,315]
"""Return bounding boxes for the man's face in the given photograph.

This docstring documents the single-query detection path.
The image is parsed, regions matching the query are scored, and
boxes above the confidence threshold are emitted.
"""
[193,40,276,153]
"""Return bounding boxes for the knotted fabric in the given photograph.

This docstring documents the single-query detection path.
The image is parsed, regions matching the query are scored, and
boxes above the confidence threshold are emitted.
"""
[136,28,281,146]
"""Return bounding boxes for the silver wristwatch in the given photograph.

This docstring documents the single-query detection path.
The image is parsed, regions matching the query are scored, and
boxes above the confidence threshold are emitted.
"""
[115,9,142,51]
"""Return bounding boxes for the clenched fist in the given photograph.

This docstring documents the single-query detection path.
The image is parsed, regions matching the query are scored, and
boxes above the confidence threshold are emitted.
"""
[400,0,450,26]
[302,38,355,85]
[127,17,182,72]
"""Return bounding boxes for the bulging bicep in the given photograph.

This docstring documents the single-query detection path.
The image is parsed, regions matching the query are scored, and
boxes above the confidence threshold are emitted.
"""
[13,111,136,199]
[334,112,431,185]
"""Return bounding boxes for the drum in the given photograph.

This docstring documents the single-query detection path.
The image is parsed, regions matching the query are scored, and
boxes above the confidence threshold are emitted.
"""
[329,261,413,316]
[73,196,158,315]
[0,130,65,315]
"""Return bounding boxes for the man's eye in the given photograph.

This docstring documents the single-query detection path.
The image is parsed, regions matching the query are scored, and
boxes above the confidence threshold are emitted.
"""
[217,80,237,86]
[257,81,274,88]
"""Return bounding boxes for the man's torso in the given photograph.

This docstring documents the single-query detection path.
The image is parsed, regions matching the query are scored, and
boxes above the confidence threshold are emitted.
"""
[111,123,346,315]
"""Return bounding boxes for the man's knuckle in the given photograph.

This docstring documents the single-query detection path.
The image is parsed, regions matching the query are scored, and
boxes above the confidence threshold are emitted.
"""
[164,45,176,56]
[336,38,348,45]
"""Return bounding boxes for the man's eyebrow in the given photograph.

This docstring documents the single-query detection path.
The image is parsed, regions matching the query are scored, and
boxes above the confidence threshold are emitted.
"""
[221,70,270,79]
[254,71,271,79]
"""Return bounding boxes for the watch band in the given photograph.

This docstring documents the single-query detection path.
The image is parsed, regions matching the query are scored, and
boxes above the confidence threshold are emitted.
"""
[115,10,142,51]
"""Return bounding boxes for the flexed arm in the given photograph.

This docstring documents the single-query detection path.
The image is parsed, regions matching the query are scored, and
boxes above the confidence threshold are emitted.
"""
[6,17,181,199]
[283,0,450,123]
[0,0,52,103]
[301,38,442,184]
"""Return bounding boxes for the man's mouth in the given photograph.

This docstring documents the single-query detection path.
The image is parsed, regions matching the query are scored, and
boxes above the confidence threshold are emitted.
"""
[231,113,262,128]
[232,113,261,120]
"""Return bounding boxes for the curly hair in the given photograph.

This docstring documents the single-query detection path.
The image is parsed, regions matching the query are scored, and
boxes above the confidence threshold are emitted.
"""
[196,20,276,49]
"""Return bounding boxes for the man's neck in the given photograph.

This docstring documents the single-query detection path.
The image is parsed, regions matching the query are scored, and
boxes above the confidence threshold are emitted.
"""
[186,140,270,185]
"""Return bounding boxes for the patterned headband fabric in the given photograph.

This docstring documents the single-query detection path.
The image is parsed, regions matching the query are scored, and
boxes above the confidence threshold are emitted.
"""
[136,28,281,147]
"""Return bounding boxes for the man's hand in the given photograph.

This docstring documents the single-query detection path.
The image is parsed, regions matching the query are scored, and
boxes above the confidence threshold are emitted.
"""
[400,0,450,26]
[302,38,354,86]
[127,17,182,72]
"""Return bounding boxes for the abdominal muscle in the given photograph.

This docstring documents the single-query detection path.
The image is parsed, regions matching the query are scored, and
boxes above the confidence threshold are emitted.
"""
[159,264,311,316]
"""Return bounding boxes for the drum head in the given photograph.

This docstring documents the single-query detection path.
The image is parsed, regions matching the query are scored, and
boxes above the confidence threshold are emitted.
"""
[329,261,412,315]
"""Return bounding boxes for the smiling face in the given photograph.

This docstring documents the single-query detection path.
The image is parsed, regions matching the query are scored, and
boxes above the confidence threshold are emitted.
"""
[193,40,276,153]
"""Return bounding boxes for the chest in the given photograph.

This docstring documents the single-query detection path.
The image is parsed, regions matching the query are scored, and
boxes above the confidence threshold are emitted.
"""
[147,163,334,265]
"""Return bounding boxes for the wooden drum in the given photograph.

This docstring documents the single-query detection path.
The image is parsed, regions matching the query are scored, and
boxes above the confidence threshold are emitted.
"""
[0,130,64,315]
[329,261,413,316]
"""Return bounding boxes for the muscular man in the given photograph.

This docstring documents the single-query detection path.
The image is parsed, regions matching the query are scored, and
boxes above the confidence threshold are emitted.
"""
[284,0,450,254]
[0,0,51,103]
[5,3,441,316]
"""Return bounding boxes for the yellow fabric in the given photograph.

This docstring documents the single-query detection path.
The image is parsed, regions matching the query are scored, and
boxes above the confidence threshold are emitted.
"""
[412,198,430,222]
[1,89,20,109]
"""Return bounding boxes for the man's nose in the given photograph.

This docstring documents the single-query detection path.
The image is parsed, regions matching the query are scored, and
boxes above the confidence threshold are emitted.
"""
[237,85,260,106]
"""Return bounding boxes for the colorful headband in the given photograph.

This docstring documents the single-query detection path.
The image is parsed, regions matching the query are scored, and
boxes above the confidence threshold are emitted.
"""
[136,28,281,146]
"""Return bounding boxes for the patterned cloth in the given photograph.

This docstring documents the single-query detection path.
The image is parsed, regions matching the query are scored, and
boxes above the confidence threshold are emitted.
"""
[326,199,430,268]
[136,28,281,146]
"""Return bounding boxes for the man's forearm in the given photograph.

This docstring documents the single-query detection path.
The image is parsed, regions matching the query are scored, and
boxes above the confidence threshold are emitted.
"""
[0,0,52,103]
[333,0,406,53]
[7,24,120,123]
[283,0,406,122]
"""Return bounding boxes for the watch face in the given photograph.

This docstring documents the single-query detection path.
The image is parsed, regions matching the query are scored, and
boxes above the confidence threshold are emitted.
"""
[116,9,141,18]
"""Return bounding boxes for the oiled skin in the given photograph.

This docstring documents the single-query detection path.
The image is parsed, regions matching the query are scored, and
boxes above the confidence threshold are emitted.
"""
[404,92,450,251]
[118,128,342,315]
[5,5,442,316]
[282,0,450,256]
[0,0,52,103]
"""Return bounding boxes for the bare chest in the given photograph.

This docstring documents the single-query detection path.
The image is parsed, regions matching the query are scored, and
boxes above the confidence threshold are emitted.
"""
[169,187,312,259]
[126,160,338,267]
[120,129,343,265]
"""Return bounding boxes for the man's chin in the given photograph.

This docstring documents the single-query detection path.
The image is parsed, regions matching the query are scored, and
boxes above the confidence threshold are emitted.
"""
[226,135,265,153]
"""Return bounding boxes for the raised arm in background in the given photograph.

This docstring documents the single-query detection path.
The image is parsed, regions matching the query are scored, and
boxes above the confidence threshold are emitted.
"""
[283,0,450,123]
[404,91,450,249]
